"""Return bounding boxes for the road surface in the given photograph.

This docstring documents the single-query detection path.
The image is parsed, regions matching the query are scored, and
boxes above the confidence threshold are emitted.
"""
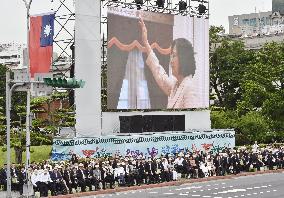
[88,172,284,198]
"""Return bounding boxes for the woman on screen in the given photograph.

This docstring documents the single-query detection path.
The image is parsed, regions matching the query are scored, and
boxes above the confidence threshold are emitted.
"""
[139,17,198,109]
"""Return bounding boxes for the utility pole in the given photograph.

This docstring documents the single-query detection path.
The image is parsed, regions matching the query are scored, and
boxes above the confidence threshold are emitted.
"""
[5,71,11,198]
[22,0,33,197]
[6,71,25,198]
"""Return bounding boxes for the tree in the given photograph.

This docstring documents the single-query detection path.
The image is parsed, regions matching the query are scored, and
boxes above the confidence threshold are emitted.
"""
[237,42,284,135]
[210,110,237,129]
[209,27,284,144]
[210,26,255,110]
[235,112,271,144]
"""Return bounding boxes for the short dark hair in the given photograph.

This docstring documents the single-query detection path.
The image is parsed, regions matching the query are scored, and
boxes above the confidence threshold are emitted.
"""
[171,38,196,77]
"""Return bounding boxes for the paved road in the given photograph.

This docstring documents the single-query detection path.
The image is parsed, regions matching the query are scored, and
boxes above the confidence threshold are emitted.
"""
[85,172,284,198]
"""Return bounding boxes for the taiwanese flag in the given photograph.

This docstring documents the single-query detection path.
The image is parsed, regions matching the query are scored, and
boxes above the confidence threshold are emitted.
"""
[29,13,55,78]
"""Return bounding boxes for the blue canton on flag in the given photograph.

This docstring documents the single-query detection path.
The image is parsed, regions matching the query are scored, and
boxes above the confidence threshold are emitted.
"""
[40,13,55,47]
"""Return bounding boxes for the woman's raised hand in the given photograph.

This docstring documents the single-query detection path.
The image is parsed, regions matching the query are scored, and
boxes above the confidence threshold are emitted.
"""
[139,16,151,54]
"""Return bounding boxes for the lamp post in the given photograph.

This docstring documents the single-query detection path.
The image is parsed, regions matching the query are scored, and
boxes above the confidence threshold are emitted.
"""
[22,0,33,197]
[5,71,12,198]
[6,71,25,198]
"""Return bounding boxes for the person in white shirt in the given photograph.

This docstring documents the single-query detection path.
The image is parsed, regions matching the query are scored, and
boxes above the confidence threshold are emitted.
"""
[252,141,259,153]
[174,153,185,175]
[114,163,126,186]
[31,169,41,193]
[168,158,177,181]
[39,169,52,197]
[162,158,171,182]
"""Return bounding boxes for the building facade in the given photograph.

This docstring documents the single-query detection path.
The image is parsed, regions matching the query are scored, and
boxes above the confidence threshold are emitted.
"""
[229,0,284,36]
[228,0,284,49]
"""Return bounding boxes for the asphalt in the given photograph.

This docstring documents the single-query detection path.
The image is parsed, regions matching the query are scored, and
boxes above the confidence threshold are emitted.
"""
[91,171,284,198]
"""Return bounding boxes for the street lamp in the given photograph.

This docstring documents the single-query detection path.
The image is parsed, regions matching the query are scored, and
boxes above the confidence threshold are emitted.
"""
[6,72,24,198]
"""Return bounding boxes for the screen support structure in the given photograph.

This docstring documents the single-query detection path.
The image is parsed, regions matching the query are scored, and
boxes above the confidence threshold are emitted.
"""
[50,0,76,106]
[100,0,209,111]
[50,0,75,78]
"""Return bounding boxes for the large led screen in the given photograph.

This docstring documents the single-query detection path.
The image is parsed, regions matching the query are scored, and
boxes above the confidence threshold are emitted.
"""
[107,7,209,109]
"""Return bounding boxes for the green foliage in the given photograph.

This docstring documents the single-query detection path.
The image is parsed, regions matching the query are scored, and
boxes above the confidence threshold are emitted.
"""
[262,91,284,132]
[210,33,255,109]
[235,112,271,144]
[30,132,52,146]
[209,26,284,144]
[210,110,237,129]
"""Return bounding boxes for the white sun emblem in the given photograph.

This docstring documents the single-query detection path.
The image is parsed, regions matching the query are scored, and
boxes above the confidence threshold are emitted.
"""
[43,24,52,37]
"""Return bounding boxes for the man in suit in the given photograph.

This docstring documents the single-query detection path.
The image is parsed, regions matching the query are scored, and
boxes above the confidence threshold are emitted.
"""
[76,163,87,192]
[85,164,94,191]
[137,160,146,185]
[70,166,78,191]
[145,158,153,184]
[18,167,26,196]
[151,159,158,183]
[11,163,20,192]
[50,166,64,195]
[213,154,222,176]
[92,164,101,190]
[0,164,7,191]
[63,166,72,194]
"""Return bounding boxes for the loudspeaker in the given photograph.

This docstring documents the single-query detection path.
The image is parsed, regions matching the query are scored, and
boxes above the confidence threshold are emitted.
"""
[172,115,185,131]
[119,116,131,133]
[119,115,143,133]
[143,115,153,132]
[151,115,173,132]
[129,115,143,133]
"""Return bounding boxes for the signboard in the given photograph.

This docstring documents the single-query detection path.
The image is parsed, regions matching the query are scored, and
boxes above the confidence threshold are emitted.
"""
[51,130,235,161]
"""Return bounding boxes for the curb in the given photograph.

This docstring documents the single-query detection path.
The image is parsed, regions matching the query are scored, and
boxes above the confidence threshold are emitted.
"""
[50,169,284,197]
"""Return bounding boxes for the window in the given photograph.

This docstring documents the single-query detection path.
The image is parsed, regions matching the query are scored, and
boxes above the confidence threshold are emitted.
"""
[242,19,250,26]
[250,18,257,27]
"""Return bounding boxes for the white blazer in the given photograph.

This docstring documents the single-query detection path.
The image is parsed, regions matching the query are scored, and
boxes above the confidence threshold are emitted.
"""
[146,50,199,109]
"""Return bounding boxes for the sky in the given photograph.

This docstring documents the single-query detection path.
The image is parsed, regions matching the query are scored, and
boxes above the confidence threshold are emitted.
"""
[0,0,272,44]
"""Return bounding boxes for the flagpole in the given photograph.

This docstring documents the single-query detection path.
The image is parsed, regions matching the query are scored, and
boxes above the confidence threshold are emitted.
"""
[22,0,33,197]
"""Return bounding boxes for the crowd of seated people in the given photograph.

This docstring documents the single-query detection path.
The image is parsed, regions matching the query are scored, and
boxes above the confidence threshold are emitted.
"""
[0,143,283,197]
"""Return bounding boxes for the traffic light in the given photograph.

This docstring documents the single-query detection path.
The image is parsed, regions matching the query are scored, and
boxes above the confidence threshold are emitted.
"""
[43,77,85,88]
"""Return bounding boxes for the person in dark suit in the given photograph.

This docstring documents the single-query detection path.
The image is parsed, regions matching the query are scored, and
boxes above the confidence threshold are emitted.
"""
[18,167,26,196]
[151,159,158,183]
[70,166,78,190]
[137,160,146,185]
[213,155,222,176]
[50,166,64,195]
[145,158,153,184]
[0,164,7,191]
[104,163,114,189]
[63,166,72,194]
[85,165,94,191]
[92,164,101,190]
[76,163,87,192]
[221,154,229,175]
[11,163,20,191]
